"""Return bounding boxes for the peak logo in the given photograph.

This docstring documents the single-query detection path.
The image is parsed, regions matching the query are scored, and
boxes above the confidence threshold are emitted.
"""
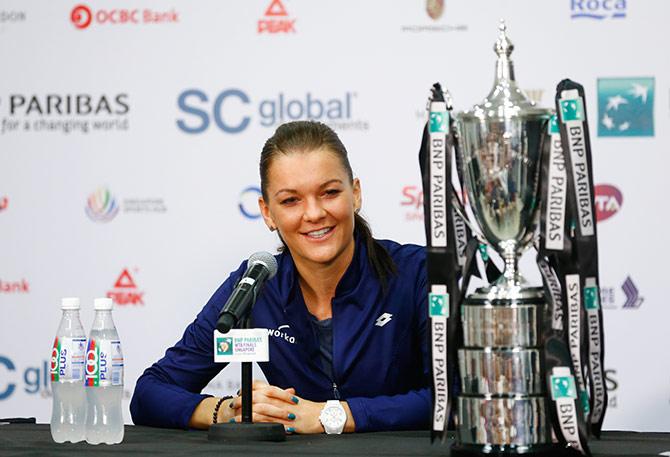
[177,89,367,134]
[571,0,626,20]
[258,0,295,34]
[0,279,30,294]
[86,188,119,222]
[594,184,622,222]
[239,186,262,220]
[107,268,144,306]
[70,4,179,30]
[0,196,7,212]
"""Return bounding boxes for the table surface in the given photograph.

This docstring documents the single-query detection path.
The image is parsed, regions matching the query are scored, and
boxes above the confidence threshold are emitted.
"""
[1,425,669,457]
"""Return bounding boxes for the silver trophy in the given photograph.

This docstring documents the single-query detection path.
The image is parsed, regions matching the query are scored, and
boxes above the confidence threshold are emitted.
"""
[453,22,558,455]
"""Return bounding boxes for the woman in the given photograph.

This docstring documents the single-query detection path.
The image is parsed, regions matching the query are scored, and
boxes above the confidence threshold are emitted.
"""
[130,121,429,433]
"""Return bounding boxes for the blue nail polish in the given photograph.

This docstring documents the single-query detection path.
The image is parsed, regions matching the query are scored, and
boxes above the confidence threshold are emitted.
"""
[286,427,295,433]
[288,413,296,420]
[291,396,299,404]
[229,418,235,423]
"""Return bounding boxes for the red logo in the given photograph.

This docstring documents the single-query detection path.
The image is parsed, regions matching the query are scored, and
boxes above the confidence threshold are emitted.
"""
[401,185,424,221]
[70,4,178,29]
[71,4,92,29]
[258,0,296,33]
[107,268,144,305]
[0,196,8,211]
[594,184,623,222]
[0,279,30,293]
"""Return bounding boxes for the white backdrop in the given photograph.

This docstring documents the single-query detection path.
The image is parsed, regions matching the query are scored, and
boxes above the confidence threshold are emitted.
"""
[0,0,668,432]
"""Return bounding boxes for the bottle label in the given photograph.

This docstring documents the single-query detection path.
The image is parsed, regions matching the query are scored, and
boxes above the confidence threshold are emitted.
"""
[50,336,86,382]
[85,339,124,387]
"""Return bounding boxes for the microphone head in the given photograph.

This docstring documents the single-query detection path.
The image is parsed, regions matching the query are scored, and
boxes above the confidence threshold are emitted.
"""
[248,251,278,279]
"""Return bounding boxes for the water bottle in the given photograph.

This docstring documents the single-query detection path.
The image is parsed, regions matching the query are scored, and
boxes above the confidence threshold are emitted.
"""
[85,297,124,445]
[50,297,87,443]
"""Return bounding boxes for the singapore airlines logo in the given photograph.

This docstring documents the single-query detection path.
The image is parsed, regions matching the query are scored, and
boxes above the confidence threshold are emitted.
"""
[375,313,393,327]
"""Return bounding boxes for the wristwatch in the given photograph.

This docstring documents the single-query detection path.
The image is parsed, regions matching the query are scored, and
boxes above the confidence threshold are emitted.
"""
[319,400,347,434]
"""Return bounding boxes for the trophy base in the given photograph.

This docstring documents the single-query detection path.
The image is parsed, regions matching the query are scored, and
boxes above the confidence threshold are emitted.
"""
[451,443,580,456]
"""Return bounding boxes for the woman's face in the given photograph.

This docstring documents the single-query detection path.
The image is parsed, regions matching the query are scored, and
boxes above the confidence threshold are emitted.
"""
[259,148,361,269]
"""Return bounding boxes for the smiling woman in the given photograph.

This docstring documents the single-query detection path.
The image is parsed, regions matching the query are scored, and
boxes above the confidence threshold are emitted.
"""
[130,121,430,435]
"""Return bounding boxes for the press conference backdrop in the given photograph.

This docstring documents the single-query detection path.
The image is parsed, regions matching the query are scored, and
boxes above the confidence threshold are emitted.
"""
[0,0,667,431]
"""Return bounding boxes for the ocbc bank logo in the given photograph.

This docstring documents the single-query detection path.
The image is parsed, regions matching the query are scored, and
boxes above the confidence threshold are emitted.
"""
[176,88,356,134]
[70,4,178,30]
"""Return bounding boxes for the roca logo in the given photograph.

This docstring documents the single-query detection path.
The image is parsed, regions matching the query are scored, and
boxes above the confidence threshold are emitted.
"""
[176,89,356,134]
[594,184,623,222]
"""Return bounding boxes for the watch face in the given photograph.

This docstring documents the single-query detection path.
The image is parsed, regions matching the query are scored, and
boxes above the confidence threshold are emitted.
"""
[322,406,346,426]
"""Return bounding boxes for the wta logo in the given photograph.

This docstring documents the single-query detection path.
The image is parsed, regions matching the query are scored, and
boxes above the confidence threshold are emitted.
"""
[71,4,92,29]
[594,184,623,222]
[85,188,119,222]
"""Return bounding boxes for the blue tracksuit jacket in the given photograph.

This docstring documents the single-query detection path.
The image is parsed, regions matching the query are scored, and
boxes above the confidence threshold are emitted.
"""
[130,237,429,432]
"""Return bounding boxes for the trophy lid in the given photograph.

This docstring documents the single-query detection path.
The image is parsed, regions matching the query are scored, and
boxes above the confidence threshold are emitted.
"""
[460,20,549,121]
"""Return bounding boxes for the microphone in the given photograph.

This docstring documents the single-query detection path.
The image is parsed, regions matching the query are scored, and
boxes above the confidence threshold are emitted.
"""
[216,252,278,334]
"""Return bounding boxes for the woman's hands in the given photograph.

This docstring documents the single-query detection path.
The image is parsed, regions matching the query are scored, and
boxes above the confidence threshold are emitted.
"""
[229,380,338,434]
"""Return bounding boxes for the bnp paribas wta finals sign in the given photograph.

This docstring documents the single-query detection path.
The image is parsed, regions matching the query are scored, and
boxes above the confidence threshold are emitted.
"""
[419,22,606,456]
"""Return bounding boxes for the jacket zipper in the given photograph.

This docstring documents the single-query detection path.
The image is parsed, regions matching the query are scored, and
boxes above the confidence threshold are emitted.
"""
[332,382,340,400]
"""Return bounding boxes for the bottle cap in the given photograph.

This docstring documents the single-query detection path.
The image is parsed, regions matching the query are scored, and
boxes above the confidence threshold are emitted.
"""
[61,297,80,310]
[94,297,114,310]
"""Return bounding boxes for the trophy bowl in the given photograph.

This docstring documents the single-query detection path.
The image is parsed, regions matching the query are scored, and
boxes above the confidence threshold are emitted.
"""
[451,21,562,457]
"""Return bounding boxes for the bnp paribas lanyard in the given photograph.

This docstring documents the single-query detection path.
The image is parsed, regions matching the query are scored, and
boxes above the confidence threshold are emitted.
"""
[556,79,607,437]
[537,114,590,455]
[419,83,460,442]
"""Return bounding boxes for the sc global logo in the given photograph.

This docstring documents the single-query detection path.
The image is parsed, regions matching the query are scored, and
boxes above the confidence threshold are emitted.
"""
[176,89,356,134]
[239,186,262,219]
[0,355,50,400]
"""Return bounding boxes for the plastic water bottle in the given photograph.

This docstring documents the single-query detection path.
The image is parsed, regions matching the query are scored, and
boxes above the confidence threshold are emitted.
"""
[85,297,124,445]
[50,297,87,443]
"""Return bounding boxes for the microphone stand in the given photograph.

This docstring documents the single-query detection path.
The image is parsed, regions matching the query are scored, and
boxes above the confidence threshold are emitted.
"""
[208,315,286,442]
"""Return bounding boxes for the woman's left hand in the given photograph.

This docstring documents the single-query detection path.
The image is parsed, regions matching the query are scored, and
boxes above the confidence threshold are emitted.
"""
[230,380,325,434]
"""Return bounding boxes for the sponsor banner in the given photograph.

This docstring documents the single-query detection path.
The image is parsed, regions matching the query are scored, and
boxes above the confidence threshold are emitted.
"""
[0,93,130,135]
[86,188,167,223]
[594,184,622,222]
[70,4,179,30]
[570,0,627,20]
[107,269,144,306]
[0,279,29,294]
[176,89,368,134]
[600,276,644,310]
[257,0,296,34]
[239,186,262,220]
[597,77,654,137]
[214,329,269,363]
[401,0,468,33]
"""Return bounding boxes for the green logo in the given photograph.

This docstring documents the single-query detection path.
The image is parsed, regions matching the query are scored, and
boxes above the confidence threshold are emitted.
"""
[429,293,449,317]
[429,111,448,133]
[550,375,577,400]
[549,114,560,134]
[478,243,489,262]
[560,98,585,122]
[584,286,600,310]
[216,337,233,356]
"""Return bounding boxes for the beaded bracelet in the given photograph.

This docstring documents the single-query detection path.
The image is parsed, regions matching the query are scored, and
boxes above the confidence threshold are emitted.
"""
[212,396,233,424]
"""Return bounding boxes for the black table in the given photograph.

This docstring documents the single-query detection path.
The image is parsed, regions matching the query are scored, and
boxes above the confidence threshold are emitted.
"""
[1,425,669,457]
